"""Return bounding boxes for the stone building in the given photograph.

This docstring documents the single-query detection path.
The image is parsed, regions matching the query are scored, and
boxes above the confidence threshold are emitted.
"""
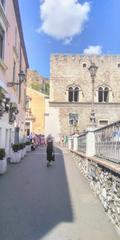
[48,54,120,141]
[0,0,28,156]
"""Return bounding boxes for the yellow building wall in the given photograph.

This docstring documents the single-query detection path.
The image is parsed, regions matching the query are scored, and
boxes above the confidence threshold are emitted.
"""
[27,88,46,134]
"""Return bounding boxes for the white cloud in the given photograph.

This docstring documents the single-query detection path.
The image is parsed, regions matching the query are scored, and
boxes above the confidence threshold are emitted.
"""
[83,45,102,55]
[39,0,90,43]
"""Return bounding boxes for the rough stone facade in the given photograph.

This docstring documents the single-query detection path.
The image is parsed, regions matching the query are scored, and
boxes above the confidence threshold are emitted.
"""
[49,54,120,140]
[27,69,48,84]
[71,152,120,233]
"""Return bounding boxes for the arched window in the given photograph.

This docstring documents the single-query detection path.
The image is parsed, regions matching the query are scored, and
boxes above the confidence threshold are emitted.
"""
[98,87,103,102]
[68,87,80,102]
[68,87,73,102]
[74,87,79,102]
[104,87,109,102]
[98,87,109,103]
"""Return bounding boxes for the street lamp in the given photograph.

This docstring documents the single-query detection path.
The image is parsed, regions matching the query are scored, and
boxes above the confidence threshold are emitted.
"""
[18,70,26,84]
[88,62,98,126]
[7,70,26,103]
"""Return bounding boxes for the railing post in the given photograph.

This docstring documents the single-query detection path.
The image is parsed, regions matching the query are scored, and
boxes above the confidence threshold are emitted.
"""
[73,135,78,151]
[68,137,72,150]
[86,128,96,157]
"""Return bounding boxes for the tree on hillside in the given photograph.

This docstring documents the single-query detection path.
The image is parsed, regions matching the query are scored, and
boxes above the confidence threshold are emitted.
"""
[45,83,49,95]
[31,82,40,91]
[31,81,49,95]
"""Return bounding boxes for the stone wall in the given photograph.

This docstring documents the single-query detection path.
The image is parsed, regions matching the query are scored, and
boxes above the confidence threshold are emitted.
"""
[50,54,120,102]
[49,54,120,140]
[50,102,120,137]
[71,151,120,233]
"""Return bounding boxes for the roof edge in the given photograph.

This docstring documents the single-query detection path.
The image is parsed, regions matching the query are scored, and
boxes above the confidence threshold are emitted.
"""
[13,0,29,68]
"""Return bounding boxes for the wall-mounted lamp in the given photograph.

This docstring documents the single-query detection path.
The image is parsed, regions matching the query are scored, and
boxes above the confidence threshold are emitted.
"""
[7,70,26,103]
[7,70,25,87]
[18,70,26,84]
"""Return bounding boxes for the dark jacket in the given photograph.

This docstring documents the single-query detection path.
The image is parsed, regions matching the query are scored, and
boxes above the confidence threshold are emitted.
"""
[46,141,53,161]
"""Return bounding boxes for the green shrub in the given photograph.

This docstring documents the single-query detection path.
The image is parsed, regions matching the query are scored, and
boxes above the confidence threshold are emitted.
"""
[12,144,20,152]
[19,143,25,150]
[0,148,5,160]
[25,141,31,145]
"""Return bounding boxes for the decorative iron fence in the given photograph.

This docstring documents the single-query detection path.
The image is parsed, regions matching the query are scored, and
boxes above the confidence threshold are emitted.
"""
[78,132,87,153]
[94,120,120,163]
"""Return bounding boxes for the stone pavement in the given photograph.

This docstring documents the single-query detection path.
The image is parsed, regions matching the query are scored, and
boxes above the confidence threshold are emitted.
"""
[0,146,119,240]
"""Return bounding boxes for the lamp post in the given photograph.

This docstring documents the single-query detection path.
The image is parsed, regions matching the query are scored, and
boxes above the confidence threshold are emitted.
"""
[18,70,26,103]
[7,70,25,103]
[88,62,98,126]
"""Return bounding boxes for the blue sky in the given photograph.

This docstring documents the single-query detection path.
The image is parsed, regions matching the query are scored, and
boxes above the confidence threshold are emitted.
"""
[19,0,120,78]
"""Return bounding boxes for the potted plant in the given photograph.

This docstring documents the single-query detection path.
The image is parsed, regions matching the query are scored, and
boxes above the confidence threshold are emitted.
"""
[19,143,26,158]
[0,88,5,118]
[10,144,21,163]
[25,141,31,152]
[0,148,7,174]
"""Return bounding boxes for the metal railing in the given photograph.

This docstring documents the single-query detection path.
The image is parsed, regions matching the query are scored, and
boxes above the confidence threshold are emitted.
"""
[94,120,120,163]
[78,132,87,153]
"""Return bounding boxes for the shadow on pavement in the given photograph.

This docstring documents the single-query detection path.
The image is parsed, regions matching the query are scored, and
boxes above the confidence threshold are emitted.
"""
[0,146,73,240]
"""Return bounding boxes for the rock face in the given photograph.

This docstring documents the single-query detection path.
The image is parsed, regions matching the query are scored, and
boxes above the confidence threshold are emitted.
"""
[72,152,120,232]
[27,69,49,94]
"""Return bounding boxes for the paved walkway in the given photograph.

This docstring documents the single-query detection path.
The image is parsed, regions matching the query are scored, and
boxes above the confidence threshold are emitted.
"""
[0,146,119,240]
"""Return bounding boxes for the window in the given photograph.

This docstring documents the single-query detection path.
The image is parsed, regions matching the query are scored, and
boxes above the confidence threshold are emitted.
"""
[74,87,79,102]
[68,87,79,102]
[98,87,103,102]
[26,96,31,109]
[99,120,108,126]
[118,63,120,68]
[68,87,73,102]
[26,122,30,126]
[25,122,30,136]
[83,63,86,68]
[0,25,4,59]
[98,87,109,103]
[104,87,109,102]
[26,99,30,109]
[69,113,78,126]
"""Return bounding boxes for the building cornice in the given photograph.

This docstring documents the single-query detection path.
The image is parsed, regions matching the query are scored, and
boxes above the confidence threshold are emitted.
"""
[49,101,120,108]
[13,0,29,68]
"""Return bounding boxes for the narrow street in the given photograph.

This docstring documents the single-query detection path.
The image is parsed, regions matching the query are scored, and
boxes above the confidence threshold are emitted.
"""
[0,146,119,240]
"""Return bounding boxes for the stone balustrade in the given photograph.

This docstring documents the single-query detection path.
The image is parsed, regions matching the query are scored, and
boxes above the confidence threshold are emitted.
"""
[71,150,120,234]
[68,121,120,234]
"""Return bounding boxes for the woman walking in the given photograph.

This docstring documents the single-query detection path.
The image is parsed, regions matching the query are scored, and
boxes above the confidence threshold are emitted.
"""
[46,134,54,167]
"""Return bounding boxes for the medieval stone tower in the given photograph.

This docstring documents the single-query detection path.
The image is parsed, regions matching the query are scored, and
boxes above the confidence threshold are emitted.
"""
[48,54,120,141]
